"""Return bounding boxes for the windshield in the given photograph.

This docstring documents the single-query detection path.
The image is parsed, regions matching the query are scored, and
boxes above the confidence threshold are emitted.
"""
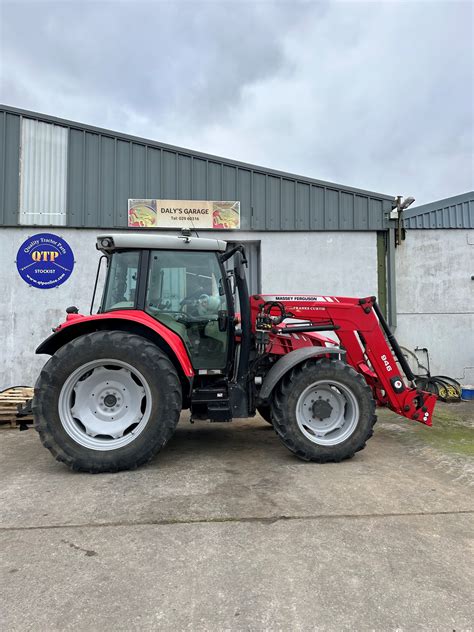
[102,251,139,311]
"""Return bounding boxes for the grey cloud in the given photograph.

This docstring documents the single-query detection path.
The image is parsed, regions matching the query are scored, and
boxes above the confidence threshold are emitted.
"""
[1,1,308,124]
[1,0,473,204]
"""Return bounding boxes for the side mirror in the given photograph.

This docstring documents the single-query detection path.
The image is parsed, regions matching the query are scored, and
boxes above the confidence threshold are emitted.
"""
[217,310,228,332]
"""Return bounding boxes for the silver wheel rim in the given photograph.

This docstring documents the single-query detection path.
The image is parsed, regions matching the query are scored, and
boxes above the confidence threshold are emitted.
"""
[58,359,153,451]
[296,379,359,446]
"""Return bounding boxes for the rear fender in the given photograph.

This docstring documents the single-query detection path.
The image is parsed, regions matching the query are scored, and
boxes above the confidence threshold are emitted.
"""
[259,346,346,402]
[36,311,194,393]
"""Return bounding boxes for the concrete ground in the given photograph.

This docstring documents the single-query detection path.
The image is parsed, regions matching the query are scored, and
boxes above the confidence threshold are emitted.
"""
[1,403,473,631]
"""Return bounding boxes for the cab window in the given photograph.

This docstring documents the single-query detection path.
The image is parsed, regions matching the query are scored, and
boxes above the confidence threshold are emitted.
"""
[145,250,229,370]
[102,251,139,311]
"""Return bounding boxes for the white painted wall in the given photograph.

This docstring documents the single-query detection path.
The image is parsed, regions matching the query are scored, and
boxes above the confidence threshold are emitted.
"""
[396,229,474,382]
[0,228,377,389]
[0,229,103,391]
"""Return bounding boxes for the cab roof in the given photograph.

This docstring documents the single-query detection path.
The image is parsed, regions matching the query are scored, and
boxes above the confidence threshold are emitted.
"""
[96,233,228,254]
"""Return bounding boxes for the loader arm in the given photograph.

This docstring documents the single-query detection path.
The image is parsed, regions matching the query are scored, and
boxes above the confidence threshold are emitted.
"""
[251,294,437,426]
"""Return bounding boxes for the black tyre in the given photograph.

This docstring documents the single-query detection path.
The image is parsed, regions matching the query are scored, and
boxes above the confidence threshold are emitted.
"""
[33,331,182,473]
[271,358,376,462]
[257,404,273,425]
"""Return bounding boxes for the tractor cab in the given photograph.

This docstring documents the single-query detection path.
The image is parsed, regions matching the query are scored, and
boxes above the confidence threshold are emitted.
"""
[97,233,238,373]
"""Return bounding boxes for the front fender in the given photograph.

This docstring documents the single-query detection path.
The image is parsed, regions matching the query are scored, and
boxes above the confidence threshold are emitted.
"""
[36,310,194,379]
[259,346,346,401]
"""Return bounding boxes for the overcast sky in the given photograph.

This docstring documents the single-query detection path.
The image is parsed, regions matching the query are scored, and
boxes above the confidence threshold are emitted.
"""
[1,0,473,205]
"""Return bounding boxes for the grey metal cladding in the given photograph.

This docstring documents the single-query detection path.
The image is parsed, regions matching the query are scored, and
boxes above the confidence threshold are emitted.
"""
[1,105,394,230]
[404,192,474,229]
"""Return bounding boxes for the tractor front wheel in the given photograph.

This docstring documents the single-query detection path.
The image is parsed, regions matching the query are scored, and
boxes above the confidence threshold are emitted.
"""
[271,358,376,462]
[34,331,182,472]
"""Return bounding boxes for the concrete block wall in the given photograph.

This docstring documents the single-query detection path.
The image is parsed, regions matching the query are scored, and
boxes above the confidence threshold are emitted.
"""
[396,229,474,381]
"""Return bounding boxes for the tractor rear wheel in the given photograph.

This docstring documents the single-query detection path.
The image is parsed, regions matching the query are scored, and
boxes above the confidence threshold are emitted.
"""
[271,358,376,462]
[34,331,182,473]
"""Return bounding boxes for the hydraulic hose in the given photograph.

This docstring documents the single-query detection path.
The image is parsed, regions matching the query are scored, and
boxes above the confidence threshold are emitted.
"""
[400,346,462,402]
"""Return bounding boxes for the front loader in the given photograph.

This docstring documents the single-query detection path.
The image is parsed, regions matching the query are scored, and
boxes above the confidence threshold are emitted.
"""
[33,232,437,472]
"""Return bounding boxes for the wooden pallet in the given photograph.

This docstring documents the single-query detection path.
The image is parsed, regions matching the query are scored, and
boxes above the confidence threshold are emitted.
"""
[0,387,34,428]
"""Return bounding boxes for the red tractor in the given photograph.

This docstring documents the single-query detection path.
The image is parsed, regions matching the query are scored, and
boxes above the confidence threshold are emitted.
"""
[34,232,437,472]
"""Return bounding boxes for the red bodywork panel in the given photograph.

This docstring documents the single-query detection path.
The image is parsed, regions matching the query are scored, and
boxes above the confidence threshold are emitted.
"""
[51,310,194,377]
[251,294,436,426]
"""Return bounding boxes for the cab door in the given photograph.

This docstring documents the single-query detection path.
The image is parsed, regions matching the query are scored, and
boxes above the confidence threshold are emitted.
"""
[145,249,233,371]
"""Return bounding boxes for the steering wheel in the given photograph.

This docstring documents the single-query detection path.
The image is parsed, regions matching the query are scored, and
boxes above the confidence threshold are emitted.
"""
[180,295,199,307]
[173,312,213,327]
[148,299,171,311]
[147,304,189,320]
[171,311,191,323]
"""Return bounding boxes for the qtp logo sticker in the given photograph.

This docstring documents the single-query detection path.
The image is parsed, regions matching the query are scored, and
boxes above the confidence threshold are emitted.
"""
[16,233,75,289]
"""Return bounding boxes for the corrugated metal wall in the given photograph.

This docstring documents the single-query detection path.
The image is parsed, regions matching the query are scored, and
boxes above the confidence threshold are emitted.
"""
[1,105,395,230]
[404,192,474,229]
[19,118,68,225]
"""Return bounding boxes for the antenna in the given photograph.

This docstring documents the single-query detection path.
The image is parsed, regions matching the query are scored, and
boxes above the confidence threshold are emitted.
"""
[189,217,199,239]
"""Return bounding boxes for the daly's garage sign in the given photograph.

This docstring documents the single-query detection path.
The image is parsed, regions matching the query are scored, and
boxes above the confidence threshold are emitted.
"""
[128,199,240,230]
[16,233,75,289]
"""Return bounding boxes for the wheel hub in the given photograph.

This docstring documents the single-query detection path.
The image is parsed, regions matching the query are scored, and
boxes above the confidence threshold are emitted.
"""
[296,379,360,446]
[311,399,333,420]
[102,392,119,409]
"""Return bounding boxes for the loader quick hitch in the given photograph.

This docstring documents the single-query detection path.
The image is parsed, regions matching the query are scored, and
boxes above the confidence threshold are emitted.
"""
[401,389,436,426]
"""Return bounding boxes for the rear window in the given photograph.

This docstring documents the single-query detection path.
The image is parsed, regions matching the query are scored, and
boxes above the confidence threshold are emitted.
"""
[102,251,139,311]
